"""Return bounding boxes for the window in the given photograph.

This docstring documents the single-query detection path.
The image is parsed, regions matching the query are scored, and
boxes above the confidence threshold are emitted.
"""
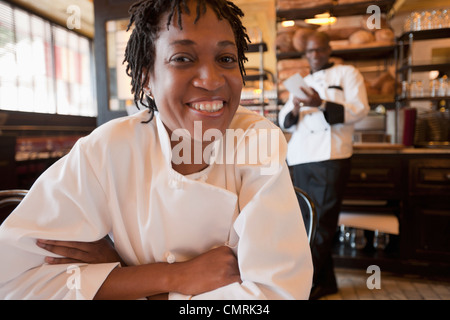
[0,1,96,116]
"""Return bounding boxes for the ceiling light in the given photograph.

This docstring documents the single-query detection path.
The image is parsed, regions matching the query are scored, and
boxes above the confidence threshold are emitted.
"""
[281,20,295,28]
[305,13,336,25]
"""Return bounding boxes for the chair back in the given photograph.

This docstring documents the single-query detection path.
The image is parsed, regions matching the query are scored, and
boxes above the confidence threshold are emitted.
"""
[294,186,317,245]
[0,189,28,224]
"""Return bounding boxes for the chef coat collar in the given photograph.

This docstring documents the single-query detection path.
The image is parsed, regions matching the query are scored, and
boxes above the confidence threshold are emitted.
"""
[155,112,173,165]
[310,62,334,74]
[154,112,222,177]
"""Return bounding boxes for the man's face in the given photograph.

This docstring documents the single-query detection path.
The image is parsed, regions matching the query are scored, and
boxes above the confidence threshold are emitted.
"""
[304,37,332,73]
[147,3,243,142]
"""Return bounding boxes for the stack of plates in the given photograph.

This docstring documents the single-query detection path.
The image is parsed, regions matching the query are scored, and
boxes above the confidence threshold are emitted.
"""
[415,109,450,147]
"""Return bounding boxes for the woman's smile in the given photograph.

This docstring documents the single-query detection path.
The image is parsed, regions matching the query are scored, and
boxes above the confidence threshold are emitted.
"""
[189,100,224,113]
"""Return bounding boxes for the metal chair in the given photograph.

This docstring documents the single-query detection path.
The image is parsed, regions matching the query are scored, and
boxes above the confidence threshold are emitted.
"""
[0,189,28,224]
[294,186,317,245]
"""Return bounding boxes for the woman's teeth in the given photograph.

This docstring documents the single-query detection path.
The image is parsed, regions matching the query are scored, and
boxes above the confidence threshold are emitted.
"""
[190,101,224,113]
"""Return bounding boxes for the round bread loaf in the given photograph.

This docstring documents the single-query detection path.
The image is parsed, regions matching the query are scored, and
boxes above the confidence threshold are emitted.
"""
[348,30,375,45]
[292,28,315,52]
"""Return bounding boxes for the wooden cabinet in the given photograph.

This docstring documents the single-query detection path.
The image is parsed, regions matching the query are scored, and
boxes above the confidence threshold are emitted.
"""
[406,157,450,263]
[337,150,450,275]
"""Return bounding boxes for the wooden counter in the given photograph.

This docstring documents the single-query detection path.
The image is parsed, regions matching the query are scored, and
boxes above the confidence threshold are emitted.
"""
[353,143,450,155]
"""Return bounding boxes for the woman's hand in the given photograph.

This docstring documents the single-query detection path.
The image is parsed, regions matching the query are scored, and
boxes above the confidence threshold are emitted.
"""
[170,246,241,296]
[36,237,126,266]
[37,239,240,299]
[92,245,240,300]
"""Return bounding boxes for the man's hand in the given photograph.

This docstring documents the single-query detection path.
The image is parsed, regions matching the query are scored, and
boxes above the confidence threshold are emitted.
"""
[293,87,322,114]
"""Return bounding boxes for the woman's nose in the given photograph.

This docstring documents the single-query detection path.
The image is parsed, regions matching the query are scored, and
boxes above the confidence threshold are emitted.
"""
[192,63,225,91]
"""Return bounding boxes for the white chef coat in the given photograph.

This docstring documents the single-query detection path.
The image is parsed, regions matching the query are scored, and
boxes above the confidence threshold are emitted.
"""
[0,106,313,300]
[278,64,369,165]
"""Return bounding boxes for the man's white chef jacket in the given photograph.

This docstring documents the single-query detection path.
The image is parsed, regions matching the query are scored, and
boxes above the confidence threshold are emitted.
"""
[0,107,313,300]
[278,64,370,165]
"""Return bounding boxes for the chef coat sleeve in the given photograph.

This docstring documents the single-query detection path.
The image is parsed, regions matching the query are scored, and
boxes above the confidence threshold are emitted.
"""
[278,94,298,133]
[171,121,314,300]
[0,138,119,299]
[338,67,370,125]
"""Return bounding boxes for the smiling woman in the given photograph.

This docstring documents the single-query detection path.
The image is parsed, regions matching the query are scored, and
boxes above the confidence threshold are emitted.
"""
[0,0,313,300]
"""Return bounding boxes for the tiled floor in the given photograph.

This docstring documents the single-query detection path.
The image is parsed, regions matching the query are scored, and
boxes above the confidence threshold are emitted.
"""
[321,267,450,300]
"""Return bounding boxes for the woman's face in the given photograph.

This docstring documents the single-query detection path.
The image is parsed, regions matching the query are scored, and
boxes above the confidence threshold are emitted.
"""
[147,3,243,142]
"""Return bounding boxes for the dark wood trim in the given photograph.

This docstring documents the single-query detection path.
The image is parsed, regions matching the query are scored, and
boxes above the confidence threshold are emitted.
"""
[93,0,133,126]
[0,110,96,136]
[276,0,396,21]
[4,0,93,39]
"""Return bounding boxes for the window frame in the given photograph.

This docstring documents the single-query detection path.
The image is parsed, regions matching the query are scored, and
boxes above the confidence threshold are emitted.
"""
[0,0,97,119]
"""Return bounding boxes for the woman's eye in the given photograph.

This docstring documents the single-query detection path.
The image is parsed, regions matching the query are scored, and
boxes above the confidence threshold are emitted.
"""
[219,55,237,65]
[171,55,192,63]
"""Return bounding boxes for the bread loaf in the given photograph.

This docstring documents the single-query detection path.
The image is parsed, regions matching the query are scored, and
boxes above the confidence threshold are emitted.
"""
[348,30,375,45]
[381,79,396,95]
[292,28,315,52]
[323,27,361,41]
[278,67,310,82]
[329,57,344,65]
[276,32,296,52]
[374,28,395,43]
[371,72,394,90]
[277,58,310,70]
[277,57,311,103]
[364,72,398,98]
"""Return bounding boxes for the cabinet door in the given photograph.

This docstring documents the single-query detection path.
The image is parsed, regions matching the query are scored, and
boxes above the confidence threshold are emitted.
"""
[407,197,450,262]
[406,157,450,262]
[344,156,403,200]
[409,158,450,196]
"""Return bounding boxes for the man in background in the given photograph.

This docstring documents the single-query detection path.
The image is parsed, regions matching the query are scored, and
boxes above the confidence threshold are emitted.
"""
[279,31,369,300]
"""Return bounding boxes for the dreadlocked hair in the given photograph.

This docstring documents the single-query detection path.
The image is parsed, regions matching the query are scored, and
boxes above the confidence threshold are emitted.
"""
[123,0,249,123]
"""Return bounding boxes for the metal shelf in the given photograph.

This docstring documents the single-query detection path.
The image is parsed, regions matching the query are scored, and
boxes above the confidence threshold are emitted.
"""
[246,42,268,53]
[397,62,450,73]
[398,28,450,42]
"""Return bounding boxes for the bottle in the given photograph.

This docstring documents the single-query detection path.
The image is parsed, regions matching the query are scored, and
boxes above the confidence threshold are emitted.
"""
[350,228,366,250]
[373,230,389,250]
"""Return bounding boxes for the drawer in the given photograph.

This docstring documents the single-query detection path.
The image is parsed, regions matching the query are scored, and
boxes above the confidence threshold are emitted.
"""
[344,157,402,200]
[409,158,450,196]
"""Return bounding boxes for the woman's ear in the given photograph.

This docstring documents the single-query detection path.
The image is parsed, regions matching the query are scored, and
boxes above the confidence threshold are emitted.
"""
[141,68,152,98]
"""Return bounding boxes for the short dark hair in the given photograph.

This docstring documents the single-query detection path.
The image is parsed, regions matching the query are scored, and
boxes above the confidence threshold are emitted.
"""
[306,31,331,47]
[123,0,249,121]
